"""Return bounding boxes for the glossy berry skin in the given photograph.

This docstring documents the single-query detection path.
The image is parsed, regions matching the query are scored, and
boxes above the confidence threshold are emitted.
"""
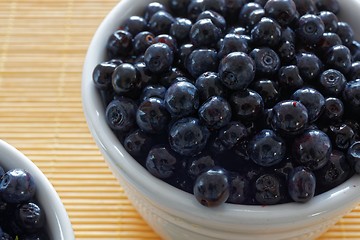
[271,100,308,135]
[349,61,360,81]
[159,68,186,88]
[187,0,205,21]
[169,18,192,43]
[106,30,133,59]
[153,34,178,53]
[123,16,147,36]
[238,3,263,28]
[186,154,216,180]
[291,87,325,123]
[296,53,323,82]
[164,81,199,118]
[288,166,316,203]
[190,19,221,48]
[278,65,304,92]
[93,61,121,90]
[227,172,249,204]
[319,69,346,96]
[251,17,282,48]
[264,0,298,27]
[218,52,256,90]
[247,9,265,29]
[326,45,352,74]
[224,0,246,25]
[251,79,279,107]
[343,80,360,113]
[218,34,249,59]
[292,129,332,170]
[144,43,174,74]
[146,146,177,179]
[133,31,155,54]
[347,141,360,174]
[250,47,280,75]
[195,72,226,102]
[193,167,230,207]
[197,10,226,32]
[317,32,342,53]
[201,0,226,15]
[278,41,296,63]
[148,11,175,35]
[296,14,325,44]
[105,98,137,132]
[134,62,154,86]
[218,121,248,149]
[123,129,153,158]
[337,22,354,47]
[186,49,218,78]
[14,202,45,234]
[144,2,167,21]
[169,117,210,156]
[169,0,191,16]
[230,89,264,121]
[316,0,340,14]
[315,150,351,193]
[350,40,360,62]
[112,63,141,94]
[328,124,355,150]
[198,96,232,130]
[322,97,344,122]
[254,174,283,205]
[140,85,166,102]
[292,0,317,15]
[319,11,338,32]
[136,97,170,134]
[0,169,36,204]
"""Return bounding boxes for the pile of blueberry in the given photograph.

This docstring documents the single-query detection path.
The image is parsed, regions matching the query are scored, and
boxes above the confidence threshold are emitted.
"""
[93,0,360,207]
[0,167,48,239]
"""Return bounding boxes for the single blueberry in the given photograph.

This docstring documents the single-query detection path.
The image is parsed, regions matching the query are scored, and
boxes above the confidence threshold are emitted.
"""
[218,121,248,149]
[144,2,168,21]
[250,47,281,75]
[316,32,342,53]
[322,97,344,122]
[144,43,174,74]
[326,45,352,74]
[254,173,283,205]
[133,31,155,55]
[343,79,360,114]
[328,124,355,150]
[122,16,148,36]
[186,49,218,78]
[251,17,282,48]
[218,33,249,59]
[123,129,153,158]
[148,11,175,35]
[106,30,133,59]
[197,10,226,32]
[169,17,192,43]
[93,61,121,91]
[186,154,216,180]
[190,18,221,48]
[278,65,304,92]
[112,63,141,94]
[14,202,45,233]
[105,98,137,132]
[238,2,263,28]
[288,166,316,203]
[264,0,298,27]
[319,11,338,32]
[226,172,249,204]
[198,96,232,130]
[146,145,177,179]
[296,52,323,82]
[296,14,325,44]
[195,72,226,102]
[337,22,354,47]
[251,79,279,107]
[319,69,346,96]
[230,89,264,121]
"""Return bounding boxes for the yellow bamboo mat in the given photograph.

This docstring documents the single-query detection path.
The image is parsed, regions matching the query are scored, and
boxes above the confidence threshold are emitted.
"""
[0,0,359,239]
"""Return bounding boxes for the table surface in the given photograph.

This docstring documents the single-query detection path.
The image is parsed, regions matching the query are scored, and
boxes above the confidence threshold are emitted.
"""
[0,0,359,239]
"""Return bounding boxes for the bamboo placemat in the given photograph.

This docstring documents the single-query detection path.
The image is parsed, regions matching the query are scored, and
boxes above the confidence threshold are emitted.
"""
[0,0,359,239]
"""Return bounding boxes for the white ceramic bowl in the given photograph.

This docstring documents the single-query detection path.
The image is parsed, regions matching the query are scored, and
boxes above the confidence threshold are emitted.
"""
[82,1,360,239]
[0,140,74,240]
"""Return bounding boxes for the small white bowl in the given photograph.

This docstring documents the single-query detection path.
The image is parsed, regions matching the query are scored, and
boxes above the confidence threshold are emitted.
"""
[0,140,74,240]
[82,1,360,239]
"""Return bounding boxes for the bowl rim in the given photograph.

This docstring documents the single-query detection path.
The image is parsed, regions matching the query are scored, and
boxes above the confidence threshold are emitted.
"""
[0,139,74,240]
[82,0,360,231]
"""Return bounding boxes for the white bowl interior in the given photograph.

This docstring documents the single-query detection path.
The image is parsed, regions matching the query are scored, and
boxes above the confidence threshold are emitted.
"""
[0,140,74,240]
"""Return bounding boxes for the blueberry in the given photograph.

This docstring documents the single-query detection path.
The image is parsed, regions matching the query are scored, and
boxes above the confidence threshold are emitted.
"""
[140,85,166,102]
[226,172,249,204]
[247,8,265,29]
[296,14,325,44]
[228,26,248,36]
[14,202,45,234]
[153,34,178,53]
[251,79,279,107]
[93,60,121,91]
[133,31,155,54]
[144,43,174,74]
[316,32,342,54]
[238,2,263,28]
[123,129,153,158]
[248,129,286,167]
[218,52,255,90]
[315,0,340,14]
[322,97,344,122]
[164,81,199,118]
[251,17,282,48]
[291,87,325,123]
[277,41,296,63]
[169,117,210,156]
[169,0,191,17]
[230,89,264,121]
[136,97,170,134]
[278,65,304,92]
[134,62,154,86]
[146,145,177,179]
[112,63,141,95]
[198,96,232,130]
[187,0,205,21]
[326,45,352,74]
[159,68,186,88]
[328,123,355,150]
[170,18,192,43]
[281,27,296,43]
[315,150,351,194]
[144,2,168,21]
[292,0,318,15]
[148,11,175,35]
[296,52,323,82]
[186,49,218,78]
[218,33,249,59]
[288,166,316,203]
[350,40,360,62]
[319,11,338,32]
[123,16,148,36]
[292,129,332,170]
[349,61,360,81]
[224,0,246,25]
[264,0,298,27]
[343,79,360,114]
[105,98,137,132]
[250,47,281,76]
[106,30,133,59]
[319,69,346,96]
[218,121,248,149]
[271,100,308,135]
[0,169,36,204]
[186,154,216,180]
[178,43,195,68]
[254,173,283,205]
[193,167,230,207]
[347,141,360,174]
[201,0,226,15]
[195,72,226,102]
[197,10,226,32]
[190,19,221,48]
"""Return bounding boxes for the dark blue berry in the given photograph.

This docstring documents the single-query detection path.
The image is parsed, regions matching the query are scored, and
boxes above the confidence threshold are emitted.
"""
[251,17,282,48]
[328,124,355,150]
[218,121,248,149]
[190,19,221,48]
[112,63,141,94]
[264,0,298,27]
[218,33,249,59]
[144,2,168,21]
[230,89,264,121]
[197,10,226,32]
[292,129,332,170]
[134,61,154,86]
[202,0,226,15]
[322,97,344,122]
[195,72,226,102]
[148,11,175,35]
[224,0,246,25]
[193,167,230,207]
[226,172,249,204]
[326,45,352,74]
[153,34,178,54]
[186,154,216,180]
[144,43,174,74]
[288,166,316,203]
[278,65,304,92]
[319,69,346,96]
[317,32,342,53]
[123,16,147,36]
[293,0,318,15]
[198,96,232,130]
[250,47,281,75]
[319,11,338,32]
[218,52,255,90]
[159,68,186,88]
[238,3,263,28]
[178,43,195,68]
[251,79,279,107]
[350,40,360,62]
[291,87,325,123]
[140,85,166,102]
[106,30,133,59]
[343,79,360,114]
[124,129,153,158]
[278,41,296,63]
[14,202,45,234]
[187,0,205,21]
[169,18,192,43]
[146,145,177,179]
[93,61,121,90]
[248,129,286,167]
[271,100,308,135]
[254,173,283,205]
[169,0,191,17]
[136,97,170,134]
[297,14,325,44]
[0,169,36,204]
[349,61,360,81]
[296,52,323,81]
[105,98,137,132]
[164,81,199,118]
[133,31,155,54]
[347,141,360,174]
[247,8,265,29]
[315,0,340,14]
[169,117,210,156]
[186,49,218,78]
